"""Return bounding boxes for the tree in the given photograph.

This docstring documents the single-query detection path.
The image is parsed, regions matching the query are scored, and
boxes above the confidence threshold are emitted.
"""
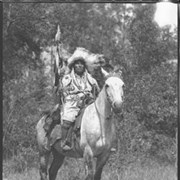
[158,25,177,60]
[125,62,177,138]
[128,4,161,73]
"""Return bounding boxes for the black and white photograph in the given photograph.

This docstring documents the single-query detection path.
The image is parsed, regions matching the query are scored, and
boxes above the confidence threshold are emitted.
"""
[3,1,178,180]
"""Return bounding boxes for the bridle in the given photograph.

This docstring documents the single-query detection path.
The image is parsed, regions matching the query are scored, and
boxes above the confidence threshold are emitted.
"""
[93,75,124,145]
[94,74,124,118]
[94,86,113,121]
[93,85,113,145]
[105,85,113,109]
[105,74,124,111]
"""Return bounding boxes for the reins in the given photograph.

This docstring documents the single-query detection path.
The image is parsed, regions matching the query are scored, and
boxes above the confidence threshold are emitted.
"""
[94,100,106,145]
[93,86,113,145]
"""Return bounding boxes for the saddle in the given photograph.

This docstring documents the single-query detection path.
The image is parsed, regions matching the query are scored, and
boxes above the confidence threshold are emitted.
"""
[43,97,94,150]
[74,96,95,133]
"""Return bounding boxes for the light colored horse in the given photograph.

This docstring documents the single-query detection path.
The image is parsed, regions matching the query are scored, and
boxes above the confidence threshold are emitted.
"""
[36,69,125,180]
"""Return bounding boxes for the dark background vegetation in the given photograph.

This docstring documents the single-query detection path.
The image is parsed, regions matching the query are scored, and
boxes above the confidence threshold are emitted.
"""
[3,2,177,174]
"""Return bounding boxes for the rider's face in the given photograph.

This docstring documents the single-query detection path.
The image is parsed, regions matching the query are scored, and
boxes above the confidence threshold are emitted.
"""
[74,60,85,76]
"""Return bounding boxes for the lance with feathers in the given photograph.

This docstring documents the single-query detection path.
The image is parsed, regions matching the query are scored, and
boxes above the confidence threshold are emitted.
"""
[54,24,62,87]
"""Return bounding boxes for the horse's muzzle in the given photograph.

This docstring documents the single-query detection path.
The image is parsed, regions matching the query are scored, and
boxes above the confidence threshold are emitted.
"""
[112,101,123,113]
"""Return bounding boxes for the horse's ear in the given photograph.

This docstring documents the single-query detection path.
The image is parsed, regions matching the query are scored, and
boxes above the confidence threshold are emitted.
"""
[101,67,109,78]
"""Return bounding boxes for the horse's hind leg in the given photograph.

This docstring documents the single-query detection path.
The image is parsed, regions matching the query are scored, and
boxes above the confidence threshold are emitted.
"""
[49,148,65,180]
[39,151,50,180]
[84,146,95,180]
[94,152,110,180]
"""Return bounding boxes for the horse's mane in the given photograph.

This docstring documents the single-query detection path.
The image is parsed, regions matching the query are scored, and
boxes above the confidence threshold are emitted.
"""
[105,72,123,81]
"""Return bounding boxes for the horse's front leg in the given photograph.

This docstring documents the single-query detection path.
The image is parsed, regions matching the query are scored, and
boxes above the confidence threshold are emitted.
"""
[39,151,50,180]
[49,148,65,180]
[84,146,96,180]
[94,151,110,180]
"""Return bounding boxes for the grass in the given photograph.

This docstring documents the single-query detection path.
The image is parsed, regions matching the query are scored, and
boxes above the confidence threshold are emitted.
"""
[3,157,177,180]
[3,168,38,180]
[101,160,177,180]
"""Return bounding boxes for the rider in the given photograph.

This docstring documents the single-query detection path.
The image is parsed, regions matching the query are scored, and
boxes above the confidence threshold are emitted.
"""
[59,50,100,151]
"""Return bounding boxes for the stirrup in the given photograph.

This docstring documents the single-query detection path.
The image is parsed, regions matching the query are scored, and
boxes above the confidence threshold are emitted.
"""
[62,144,72,151]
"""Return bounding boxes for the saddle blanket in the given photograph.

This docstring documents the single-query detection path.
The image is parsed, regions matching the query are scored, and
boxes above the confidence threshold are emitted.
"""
[44,100,94,148]
[49,124,62,146]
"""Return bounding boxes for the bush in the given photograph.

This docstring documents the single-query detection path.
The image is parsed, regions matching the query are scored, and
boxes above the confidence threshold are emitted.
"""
[125,63,177,137]
[109,63,177,168]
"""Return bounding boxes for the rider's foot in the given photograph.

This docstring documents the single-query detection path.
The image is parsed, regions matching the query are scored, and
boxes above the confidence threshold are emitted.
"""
[61,141,71,151]
[45,144,51,151]
[62,144,71,151]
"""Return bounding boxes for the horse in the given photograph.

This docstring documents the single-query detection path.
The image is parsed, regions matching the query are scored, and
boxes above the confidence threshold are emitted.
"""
[36,69,125,180]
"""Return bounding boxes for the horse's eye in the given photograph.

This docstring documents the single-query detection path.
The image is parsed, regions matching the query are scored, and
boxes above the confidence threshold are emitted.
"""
[105,84,109,88]
[122,84,125,89]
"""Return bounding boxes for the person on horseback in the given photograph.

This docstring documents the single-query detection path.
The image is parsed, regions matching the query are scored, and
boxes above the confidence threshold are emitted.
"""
[59,50,100,151]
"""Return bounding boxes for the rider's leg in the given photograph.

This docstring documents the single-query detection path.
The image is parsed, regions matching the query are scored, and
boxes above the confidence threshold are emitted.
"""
[61,120,73,151]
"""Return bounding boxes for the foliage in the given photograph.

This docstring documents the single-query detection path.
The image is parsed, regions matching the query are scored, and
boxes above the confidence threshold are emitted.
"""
[3,3,177,173]
[128,4,162,72]
[3,69,53,158]
[115,62,177,168]
[126,63,177,137]
[158,25,178,60]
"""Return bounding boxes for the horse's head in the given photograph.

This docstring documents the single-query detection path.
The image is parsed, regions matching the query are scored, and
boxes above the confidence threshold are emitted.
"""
[102,68,125,113]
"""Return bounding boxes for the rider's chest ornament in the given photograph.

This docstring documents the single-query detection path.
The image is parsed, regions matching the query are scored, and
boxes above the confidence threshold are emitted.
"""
[68,85,75,91]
